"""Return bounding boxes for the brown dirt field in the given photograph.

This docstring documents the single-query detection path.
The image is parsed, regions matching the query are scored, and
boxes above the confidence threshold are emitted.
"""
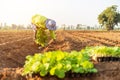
[0,30,120,80]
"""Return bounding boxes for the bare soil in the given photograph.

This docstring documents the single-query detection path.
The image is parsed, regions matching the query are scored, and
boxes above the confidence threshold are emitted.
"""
[0,30,120,80]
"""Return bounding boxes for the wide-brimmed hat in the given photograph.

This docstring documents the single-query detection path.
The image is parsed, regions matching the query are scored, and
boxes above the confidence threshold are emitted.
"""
[46,19,57,30]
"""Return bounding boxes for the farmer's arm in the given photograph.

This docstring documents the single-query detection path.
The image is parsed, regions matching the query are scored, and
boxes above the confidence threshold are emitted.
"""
[49,30,56,40]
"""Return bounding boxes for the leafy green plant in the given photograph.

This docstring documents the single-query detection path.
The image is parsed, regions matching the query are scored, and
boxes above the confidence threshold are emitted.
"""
[22,50,97,78]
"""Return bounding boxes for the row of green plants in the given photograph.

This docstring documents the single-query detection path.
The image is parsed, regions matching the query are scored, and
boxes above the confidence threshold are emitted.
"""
[22,50,97,78]
[83,46,120,61]
[22,46,120,78]
[85,46,120,57]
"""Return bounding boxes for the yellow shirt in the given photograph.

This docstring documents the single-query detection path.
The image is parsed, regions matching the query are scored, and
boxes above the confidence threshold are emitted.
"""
[31,14,56,40]
[31,14,47,29]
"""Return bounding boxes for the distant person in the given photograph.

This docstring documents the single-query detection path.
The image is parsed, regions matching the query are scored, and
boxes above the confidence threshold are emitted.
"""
[31,14,57,49]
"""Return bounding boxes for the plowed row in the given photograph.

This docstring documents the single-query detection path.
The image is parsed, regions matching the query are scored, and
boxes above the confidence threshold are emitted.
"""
[0,30,120,80]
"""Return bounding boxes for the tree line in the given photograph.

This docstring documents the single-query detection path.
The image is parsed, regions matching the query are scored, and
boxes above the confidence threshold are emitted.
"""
[0,23,32,30]
[60,5,120,31]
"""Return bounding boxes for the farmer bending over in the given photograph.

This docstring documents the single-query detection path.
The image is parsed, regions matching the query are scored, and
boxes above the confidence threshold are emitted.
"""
[31,14,57,49]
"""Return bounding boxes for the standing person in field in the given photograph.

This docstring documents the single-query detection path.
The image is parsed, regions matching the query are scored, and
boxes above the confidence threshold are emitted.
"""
[31,14,57,48]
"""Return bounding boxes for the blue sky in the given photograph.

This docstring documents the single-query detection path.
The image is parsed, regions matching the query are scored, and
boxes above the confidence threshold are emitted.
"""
[0,0,120,27]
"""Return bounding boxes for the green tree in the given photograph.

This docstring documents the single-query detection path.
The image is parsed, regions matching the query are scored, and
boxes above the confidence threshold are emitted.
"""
[98,5,120,31]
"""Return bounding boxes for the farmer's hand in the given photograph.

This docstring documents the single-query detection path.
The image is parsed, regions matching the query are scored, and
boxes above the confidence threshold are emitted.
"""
[48,39,56,45]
